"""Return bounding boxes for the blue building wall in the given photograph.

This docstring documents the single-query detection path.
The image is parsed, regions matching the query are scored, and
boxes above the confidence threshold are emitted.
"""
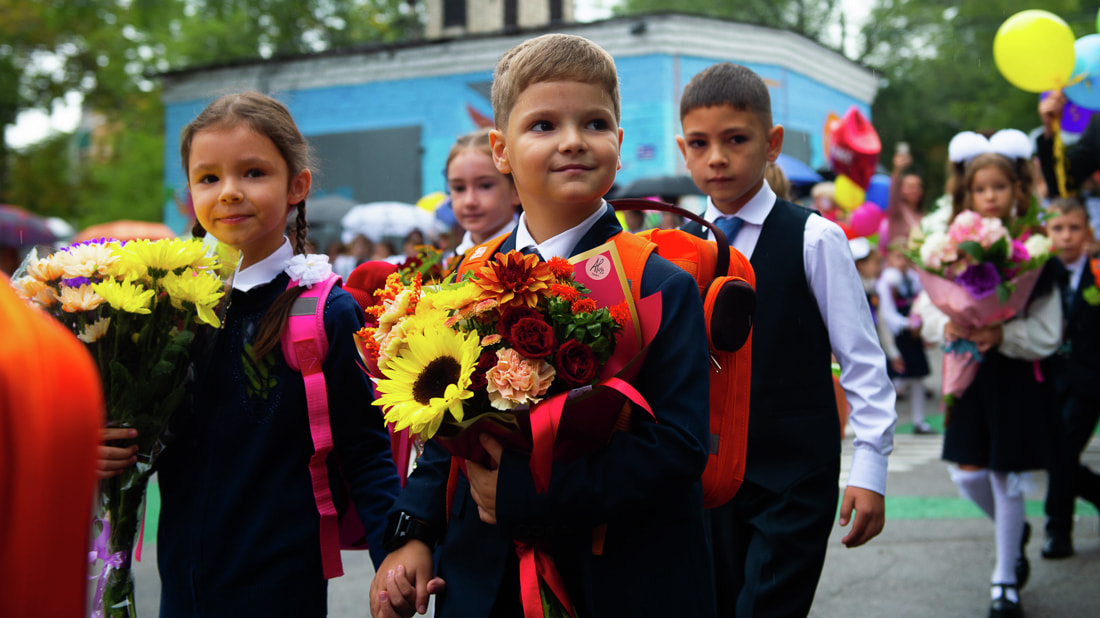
[163,53,868,232]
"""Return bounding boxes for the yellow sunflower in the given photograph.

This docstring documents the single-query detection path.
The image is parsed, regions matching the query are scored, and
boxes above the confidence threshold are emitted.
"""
[373,325,481,439]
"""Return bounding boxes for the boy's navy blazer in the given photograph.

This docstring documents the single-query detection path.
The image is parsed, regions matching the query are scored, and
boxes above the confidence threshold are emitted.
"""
[1053,258,1100,399]
[391,204,717,617]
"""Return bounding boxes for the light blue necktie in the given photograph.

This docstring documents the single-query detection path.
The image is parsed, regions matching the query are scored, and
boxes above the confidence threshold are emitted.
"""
[714,216,744,245]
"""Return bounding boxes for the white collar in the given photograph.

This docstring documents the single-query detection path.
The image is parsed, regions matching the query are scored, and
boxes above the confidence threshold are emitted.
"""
[233,238,293,292]
[454,216,518,255]
[704,182,776,226]
[515,202,607,260]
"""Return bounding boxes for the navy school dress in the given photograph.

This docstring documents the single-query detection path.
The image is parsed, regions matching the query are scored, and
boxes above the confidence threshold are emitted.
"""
[941,262,1060,472]
[156,272,399,617]
[389,205,717,617]
[884,270,930,380]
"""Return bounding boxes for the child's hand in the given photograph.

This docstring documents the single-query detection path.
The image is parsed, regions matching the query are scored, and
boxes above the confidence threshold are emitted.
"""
[969,324,1003,353]
[838,486,885,548]
[97,427,139,479]
[889,357,906,374]
[467,434,502,525]
[369,543,445,617]
[1039,91,1066,136]
[943,321,969,342]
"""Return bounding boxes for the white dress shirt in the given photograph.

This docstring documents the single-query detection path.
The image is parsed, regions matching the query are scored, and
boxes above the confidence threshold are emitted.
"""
[233,238,293,292]
[454,216,519,256]
[705,184,897,495]
[514,202,607,260]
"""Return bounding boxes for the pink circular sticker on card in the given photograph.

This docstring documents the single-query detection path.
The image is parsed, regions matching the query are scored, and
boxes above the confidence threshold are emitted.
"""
[585,255,611,281]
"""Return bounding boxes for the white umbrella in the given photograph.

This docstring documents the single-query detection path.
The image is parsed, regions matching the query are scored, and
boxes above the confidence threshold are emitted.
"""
[341,201,446,243]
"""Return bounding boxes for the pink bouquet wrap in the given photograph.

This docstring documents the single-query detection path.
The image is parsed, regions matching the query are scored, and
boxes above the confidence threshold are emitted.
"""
[917,268,1042,401]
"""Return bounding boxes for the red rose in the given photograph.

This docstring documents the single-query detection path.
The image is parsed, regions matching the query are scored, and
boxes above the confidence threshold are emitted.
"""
[497,306,544,342]
[555,340,597,387]
[510,318,556,359]
[469,350,497,390]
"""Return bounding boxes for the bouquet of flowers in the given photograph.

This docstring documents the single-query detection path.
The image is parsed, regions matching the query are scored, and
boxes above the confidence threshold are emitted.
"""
[909,210,1052,403]
[355,246,659,618]
[10,236,238,618]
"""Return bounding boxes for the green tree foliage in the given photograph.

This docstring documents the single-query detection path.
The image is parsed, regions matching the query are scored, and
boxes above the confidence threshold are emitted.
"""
[615,0,842,45]
[863,0,1096,198]
[2,0,422,227]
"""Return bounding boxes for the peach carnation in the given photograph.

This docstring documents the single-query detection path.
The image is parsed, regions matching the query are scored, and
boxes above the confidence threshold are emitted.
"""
[485,347,556,410]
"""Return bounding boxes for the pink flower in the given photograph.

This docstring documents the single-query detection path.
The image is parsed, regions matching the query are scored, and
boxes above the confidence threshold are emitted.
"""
[1010,239,1029,263]
[485,347,556,410]
[947,211,983,245]
[976,217,1007,248]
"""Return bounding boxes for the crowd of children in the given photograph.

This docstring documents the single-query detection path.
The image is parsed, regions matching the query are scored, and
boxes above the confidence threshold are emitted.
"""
[75,29,1100,618]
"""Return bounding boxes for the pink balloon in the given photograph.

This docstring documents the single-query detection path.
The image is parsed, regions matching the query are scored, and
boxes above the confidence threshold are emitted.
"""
[850,202,885,237]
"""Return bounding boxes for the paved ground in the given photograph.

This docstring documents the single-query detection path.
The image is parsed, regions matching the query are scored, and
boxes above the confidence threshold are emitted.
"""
[115,349,1100,616]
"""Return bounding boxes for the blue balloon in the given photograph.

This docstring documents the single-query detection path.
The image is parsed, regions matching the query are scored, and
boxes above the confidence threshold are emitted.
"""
[1066,34,1100,110]
[865,173,891,209]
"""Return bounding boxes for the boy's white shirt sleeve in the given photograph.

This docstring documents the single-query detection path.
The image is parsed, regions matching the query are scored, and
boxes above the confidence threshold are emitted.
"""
[999,287,1063,360]
[804,216,897,496]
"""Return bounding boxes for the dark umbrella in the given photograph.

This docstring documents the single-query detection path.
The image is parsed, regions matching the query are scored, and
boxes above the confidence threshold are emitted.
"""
[612,175,704,199]
[0,204,55,248]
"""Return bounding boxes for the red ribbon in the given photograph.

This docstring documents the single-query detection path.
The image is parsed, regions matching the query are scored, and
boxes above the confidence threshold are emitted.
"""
[515,540,576,618]
[528,377,653,494]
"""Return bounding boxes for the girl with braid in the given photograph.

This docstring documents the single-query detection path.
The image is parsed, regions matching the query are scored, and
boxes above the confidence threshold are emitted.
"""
[97,92,400,615]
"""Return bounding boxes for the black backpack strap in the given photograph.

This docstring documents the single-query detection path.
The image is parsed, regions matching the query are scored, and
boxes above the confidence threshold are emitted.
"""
[609,198,730,279]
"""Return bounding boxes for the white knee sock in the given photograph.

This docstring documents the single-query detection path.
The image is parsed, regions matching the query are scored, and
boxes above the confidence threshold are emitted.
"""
[906,378,926,425]
[990,471,1026,586]
[950,467,996,520]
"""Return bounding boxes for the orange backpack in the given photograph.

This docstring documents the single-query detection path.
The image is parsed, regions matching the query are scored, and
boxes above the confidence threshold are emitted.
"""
[456,200,755,508]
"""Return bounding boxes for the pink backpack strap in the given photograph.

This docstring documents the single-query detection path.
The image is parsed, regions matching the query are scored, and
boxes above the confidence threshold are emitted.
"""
[282,272,344,580]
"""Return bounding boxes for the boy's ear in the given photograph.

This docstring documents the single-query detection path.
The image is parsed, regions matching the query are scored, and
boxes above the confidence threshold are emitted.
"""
[617,127,623,170]
[766,124,784,163]
[489,129,511,175]
[675,135,687,160]
[288,169,312,208]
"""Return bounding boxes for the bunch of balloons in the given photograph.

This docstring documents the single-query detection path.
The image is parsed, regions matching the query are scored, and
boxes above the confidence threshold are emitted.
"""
[825,106,886,239]
[994,9,1100,135]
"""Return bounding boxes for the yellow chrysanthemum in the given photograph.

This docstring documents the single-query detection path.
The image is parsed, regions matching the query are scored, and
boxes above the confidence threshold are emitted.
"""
[161,269,227,327]
[213,243,243,278]
[92,278,155,314]
[77,317,112,343]
[53,242,121,279]
[114,238,217,281]
[420,282,481,314]
[58,284,106,313]
[373,325,481,439]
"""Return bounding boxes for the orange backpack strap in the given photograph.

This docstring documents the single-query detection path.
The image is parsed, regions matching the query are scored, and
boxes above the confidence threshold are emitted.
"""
[610,198,756,508]
[455,233,510,280]
[604,230,656,301]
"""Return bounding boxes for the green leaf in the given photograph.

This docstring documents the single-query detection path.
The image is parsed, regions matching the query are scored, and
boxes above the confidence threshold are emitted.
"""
[957,240,984,261]
[996,283,1010,304]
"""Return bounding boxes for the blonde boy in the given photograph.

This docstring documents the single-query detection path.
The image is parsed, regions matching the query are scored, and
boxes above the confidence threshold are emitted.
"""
[370,34,715,618]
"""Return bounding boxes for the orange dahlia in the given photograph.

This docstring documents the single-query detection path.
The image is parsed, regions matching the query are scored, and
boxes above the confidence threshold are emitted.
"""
[547,256,574,280]
[473,252,555,309]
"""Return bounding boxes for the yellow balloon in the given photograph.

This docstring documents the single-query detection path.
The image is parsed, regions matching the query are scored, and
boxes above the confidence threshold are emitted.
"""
[994,10,1075,93]
[834,175,865,212]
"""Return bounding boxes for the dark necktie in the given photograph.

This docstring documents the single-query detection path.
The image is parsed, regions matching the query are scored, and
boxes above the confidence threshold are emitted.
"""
[520,245,544,261]
[1061,272,1075,319]
[714,216,744,245]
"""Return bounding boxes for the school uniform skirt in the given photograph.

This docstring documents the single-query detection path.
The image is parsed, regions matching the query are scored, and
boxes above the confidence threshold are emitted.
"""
[942,350,1056,472]
[888,330,930,379]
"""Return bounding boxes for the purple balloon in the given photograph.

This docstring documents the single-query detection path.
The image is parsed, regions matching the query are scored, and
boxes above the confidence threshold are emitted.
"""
[1042,91,1097,133]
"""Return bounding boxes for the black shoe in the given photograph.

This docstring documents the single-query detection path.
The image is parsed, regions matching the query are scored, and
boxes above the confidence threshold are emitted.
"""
[990,584,1023,618]
[1041,531,1074,559]
[912,422,936,435]
[1015,522,1030,590]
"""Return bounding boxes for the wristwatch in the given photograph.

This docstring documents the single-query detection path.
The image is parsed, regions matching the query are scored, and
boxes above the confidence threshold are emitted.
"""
[382,511,437,552]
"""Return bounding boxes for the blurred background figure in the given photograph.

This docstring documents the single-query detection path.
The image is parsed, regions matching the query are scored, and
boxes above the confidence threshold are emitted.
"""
[811,180,839,222]
[447,128,521,256]
[765,160,791,201]
[622,209,647,234]
[887,143,926,244]
[0,275,103,616]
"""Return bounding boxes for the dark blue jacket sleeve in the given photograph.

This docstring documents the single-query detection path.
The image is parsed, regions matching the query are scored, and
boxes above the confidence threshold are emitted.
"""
[324,288,402,568]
